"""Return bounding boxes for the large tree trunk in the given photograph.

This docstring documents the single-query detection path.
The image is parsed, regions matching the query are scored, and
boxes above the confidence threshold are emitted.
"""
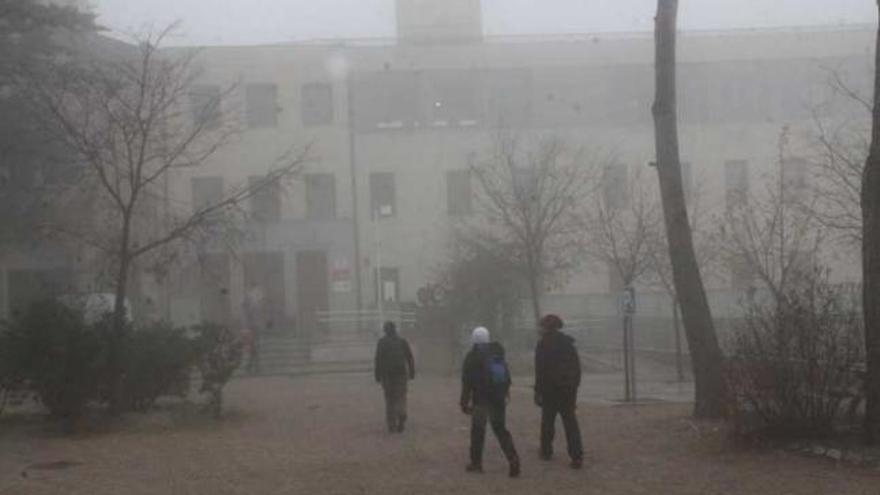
[862,0,880,445]
[651,0,726,418]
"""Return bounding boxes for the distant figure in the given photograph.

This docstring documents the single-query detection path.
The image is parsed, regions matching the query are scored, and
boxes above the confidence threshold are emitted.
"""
[460,326,520,477]
[534,314,584,469]
[374,321,415,433]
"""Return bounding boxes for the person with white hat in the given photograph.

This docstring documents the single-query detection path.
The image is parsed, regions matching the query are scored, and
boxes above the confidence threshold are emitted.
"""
[459,326,520,477]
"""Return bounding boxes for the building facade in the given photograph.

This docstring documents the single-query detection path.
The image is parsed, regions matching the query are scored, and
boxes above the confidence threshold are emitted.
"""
[160,2,873,333]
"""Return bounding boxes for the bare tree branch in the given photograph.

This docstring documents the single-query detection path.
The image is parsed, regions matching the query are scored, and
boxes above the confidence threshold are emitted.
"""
[467,133,595,323]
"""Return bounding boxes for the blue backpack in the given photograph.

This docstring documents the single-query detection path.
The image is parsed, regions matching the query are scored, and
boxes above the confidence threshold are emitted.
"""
[486,353,511,397]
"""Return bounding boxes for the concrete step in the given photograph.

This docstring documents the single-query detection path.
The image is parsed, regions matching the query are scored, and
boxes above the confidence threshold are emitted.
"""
[231,336,376,378]
[234,360,372,378]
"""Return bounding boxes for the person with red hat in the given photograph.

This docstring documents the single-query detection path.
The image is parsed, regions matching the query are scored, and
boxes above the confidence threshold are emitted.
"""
[534,314,584,469]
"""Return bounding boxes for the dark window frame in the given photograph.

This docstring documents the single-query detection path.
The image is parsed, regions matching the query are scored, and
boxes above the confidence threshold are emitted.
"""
[370,172,396,219]
[305,173,337,220]
[189,84,222,130]
[248,175,282,223]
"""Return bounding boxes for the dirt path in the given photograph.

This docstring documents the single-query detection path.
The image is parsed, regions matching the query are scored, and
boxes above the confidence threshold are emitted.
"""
[1,374,878,494]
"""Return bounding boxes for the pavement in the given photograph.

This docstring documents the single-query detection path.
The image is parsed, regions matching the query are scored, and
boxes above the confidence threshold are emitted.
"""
[2,374,878,494]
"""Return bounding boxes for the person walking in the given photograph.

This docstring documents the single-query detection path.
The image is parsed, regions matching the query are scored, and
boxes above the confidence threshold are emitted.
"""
[534,314,584,469]
[374,321,415,433]
[460,326,521,477]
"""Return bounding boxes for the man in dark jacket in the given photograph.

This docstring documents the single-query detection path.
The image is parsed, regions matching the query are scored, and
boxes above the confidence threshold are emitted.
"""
[534,314,584,468]
[374,321,415,433]
[460,326,521,477]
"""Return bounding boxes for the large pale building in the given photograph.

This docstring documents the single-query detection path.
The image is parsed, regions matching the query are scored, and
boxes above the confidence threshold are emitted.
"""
[153,2,872,334]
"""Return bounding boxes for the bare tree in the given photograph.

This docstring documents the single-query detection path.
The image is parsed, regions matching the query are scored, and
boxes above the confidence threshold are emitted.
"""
[469,134,592,325]
[721,129,825,300]
[438,232,522,342]
[582,164,660,290]
[861,0,880,445]
[652,0,726,418]
[24,27,308,412]
[645,174,720,382]
[0,0,96,250]
[806,70,870,246]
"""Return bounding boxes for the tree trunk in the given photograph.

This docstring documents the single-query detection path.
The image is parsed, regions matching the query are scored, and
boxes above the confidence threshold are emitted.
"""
[673,297,684,382]
[862,0,880,444]
[526,262,543,327]
[651,0,726,418]
[108,212,133,415]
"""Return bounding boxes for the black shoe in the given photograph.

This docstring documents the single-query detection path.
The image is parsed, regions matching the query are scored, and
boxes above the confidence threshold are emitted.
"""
[465,463,483,473]
[539,452,553,461]
[570,458,583,470]
[398,417,406,433]
[509,458,521,478]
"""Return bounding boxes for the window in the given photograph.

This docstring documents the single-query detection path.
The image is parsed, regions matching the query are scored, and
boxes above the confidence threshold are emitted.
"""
[246,83,278,128]
[189,84,221,130]
[301,83,333,126]
[446,169,472,215]
[248,176,281,222]
[376,267,399,304]
[602,164,629,210]
[305,173,336,220]
[724,160,749,210]
[191,176,223,213]
[425,71,480,127]
[355,72,419,130]
[370,172,396,218]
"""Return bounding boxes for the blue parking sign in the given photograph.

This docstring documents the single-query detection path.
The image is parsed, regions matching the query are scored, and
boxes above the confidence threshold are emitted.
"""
[620,286,636,315]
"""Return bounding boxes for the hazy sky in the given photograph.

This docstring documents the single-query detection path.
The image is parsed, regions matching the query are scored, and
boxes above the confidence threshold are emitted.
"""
[93,0,876,46]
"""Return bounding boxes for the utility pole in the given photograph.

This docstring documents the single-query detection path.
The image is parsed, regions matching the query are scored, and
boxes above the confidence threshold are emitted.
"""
[673,297,684,382]
[346,72,364,319]
[374,209,385,324]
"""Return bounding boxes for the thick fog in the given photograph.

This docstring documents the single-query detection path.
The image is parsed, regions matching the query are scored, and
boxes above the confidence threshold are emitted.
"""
[95,0,875,45]
[2,1,880,493]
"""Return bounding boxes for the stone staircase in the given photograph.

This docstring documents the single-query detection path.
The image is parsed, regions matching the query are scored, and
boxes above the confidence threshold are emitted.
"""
[237,335,373,377]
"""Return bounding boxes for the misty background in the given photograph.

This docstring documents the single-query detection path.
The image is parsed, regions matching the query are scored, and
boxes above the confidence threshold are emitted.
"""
[95,0,874,46]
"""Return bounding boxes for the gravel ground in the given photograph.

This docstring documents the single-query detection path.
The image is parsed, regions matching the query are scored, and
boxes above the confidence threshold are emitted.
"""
[1,374,879,495]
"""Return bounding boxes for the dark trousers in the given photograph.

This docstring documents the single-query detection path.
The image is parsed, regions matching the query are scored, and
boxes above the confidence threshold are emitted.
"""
[381,375,408,432]
[540,400,583,461]
[470,403,518,466]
